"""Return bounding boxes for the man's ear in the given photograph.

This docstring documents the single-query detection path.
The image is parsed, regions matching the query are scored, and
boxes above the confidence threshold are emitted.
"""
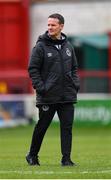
[60,24,64,31]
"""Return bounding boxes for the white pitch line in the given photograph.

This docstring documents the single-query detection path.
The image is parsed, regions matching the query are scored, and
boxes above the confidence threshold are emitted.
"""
[0,170,111,175]
[81,170,111,174]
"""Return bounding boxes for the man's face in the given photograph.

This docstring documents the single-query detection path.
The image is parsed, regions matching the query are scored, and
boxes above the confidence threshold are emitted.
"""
[47,18,64,38]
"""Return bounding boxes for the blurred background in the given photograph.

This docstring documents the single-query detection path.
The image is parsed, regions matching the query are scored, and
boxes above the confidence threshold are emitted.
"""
[0,2,111,178]
[0,0,111,127]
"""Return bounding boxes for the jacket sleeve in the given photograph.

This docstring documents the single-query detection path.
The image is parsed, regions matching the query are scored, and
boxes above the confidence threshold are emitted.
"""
[71,48,80,92]
[28,43,45,95]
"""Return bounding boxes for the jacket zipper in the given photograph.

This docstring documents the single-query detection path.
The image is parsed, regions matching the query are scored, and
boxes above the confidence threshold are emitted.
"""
[55,47,65,100]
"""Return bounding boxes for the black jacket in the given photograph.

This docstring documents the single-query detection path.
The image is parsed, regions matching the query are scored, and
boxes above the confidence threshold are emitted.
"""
[28,31,80,106]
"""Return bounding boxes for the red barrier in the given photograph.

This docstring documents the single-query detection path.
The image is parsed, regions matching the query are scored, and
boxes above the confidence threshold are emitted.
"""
[0,0,31,94]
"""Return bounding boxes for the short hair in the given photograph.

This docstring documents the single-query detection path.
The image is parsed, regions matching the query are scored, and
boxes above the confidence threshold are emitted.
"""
[48,13,64,24]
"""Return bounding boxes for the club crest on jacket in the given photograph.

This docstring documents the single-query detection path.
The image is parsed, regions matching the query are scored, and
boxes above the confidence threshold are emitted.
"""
[66,48,71,56]
[42,105,49,111]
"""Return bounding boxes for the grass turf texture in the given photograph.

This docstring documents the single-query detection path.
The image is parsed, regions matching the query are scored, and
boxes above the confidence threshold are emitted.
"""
[0,123,111,179]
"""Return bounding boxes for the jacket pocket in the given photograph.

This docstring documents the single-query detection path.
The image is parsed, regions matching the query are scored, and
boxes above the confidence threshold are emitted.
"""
[66,72,78,91]
[45,72,59,94]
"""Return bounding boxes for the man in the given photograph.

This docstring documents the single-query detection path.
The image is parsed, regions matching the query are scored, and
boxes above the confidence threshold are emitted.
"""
[26,13,80,166]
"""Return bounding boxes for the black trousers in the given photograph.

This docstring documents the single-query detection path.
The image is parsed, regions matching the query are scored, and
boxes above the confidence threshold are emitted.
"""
[29,103,74,159]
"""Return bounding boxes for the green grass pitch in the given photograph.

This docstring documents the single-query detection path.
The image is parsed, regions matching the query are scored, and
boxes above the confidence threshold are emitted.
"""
[0,122,111,179]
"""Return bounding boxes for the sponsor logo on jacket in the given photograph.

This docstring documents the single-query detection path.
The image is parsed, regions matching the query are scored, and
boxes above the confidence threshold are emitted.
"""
[47,52,52,57]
